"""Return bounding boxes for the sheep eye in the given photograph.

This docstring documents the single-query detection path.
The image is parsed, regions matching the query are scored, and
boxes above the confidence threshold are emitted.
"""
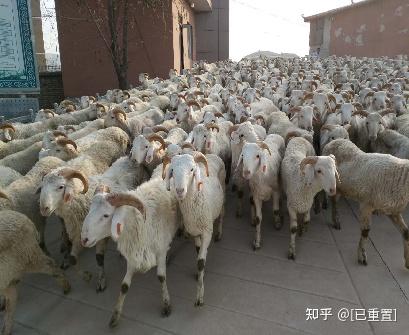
[317,169,322,174]
[103,214,109,218]
[58,186,64,190]
[240,134,243,138]
[191,168,194,172]
[56,149,61,152]
[256,154,260,159]
[331,137,335,140]
[145,145,148,148]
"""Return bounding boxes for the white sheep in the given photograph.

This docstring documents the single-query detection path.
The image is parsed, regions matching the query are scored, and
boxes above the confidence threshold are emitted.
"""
[0,167,22,188]
[162,152,225,306]
[0,131,45,159]
[323,139,409,268]
[281,137,338,259]
[0,210,70,335]
[0,141,43,175]
[81,173,178,327]
[235,135,285,249]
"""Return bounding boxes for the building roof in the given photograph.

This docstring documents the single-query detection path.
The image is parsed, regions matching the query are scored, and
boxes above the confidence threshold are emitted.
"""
[191,0,212,12]
[303,0,381,22]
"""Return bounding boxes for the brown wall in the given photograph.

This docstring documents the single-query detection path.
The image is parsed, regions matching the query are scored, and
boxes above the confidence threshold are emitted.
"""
[55,0,174,97]
[39,71,64,109]
[31,0,46,68]
[195,0,229,62]
[328,0,409,57]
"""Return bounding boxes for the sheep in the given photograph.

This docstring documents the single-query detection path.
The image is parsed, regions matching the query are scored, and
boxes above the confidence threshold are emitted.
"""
[322,139,409,268]
[370,129,409,159]
[162,152,225,306]
[175,100,204,132]
[0,156,65,252]
[0,167,21,188]
[281,137,338,259]
[268,112,314,144]
[81,174,178,327]
[0,210,70,335]
[39,128,129,285]
[230,121,266,217]
[319,124,350,152]
[390,94,408,115]
[0,141,43,175]
[0,131,45,159]
[235,135,285,249]
[190,122,233,183]
[0,122,49,142]
[35,109,56,122]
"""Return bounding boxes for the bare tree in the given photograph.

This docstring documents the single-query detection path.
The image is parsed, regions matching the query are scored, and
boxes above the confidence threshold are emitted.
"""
[76,0,165,89]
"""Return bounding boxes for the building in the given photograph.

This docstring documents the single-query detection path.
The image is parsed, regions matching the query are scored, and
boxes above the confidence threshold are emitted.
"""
[55,0,229,97]
[304,0,409,58]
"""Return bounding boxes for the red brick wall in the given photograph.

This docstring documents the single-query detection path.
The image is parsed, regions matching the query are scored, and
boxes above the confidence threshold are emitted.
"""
[329,0,409,57]
[55,0,174,97]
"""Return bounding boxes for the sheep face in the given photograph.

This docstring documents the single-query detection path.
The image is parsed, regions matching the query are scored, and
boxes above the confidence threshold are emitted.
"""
[166,155,200,200]
[191,125,207,152]
[289,90,304,108]
[243,88,258,103]
[44,141,78,161]
[0,128,14,142]
[291,106,314,131]
[371,92,388,111]
[320,125,350,151]
[131,135,151,164]
[237,143,268,180]
[81,193,114,247]
[175,103,189,123]
[338,103,354,125]
[80,96,90,109]
[391,95,407,115]
[365,113,386,141]
[302,156,337,196]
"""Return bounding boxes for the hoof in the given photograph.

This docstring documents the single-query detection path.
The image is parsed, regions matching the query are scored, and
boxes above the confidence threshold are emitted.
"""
[194,299,204,307]
[161,304,172,317]
[358,259,368,266]
[109,311,120,328]
[82,271,93,282]
[63,281,71,295]
[332,222,341,230]
[288,250,296,260]
[322,202,328,210]
[358,252,367,266]
[96,277,107,293]
[253,241,261,251]
[0,296,5,311]
[214,233,222,242]
[297,226,303,237]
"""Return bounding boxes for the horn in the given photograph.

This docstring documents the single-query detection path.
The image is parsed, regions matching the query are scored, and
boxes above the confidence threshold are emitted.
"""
[44,109,55,116]
[0,190,10,201]
[181,142,196,151]
[228,124,240,136]
[52,130,67,138]
[353,102,363,110]
[112,108,127,120]
[327,94,336,104]
[127,101,136,107]
[352,110,369,117]
[89,96,96,102]
[65,106,75,113]
[285,130,300,144]
[254,114,265,123]
[206,123,220,132]
[240,116,248,123]
[257,142,271,155]
[320,124,337,132]
[366,91,374,97]
[147,133,166,150]
[194,91,205,96]
[151,125,169,133]
[94,184,111,195]
[299,156,318,173]
[187,100,201,109]
[289,106,302,114]
[56,138,78,151]
[65,125,76,132]
[162,156,171,179]
[303,92,314,100]
[0,123,16,132]
[123,90,131,99]
[106,193,145,220]
[214,112,224,118]
[193,152,209,177]
[58,168,88,194]
[380,109,396,116]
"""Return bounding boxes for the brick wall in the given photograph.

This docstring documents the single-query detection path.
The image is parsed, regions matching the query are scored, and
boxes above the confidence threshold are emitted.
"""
[39,72,64,109]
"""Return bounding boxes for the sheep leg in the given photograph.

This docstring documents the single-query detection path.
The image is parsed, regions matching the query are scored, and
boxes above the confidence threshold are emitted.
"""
[157,251,171,317]
[288,207,298,260]
[225,159,231,185]
[322,193,328,210]
[69,240,92,282]
[214,204,224,242]
[253,197,263,250]
[95,238,108,292]
[0,296,4,311]
[37,220,49,255]
[272,191,282,230]
[249,196,256,226]
[109,264,136,328]
[301,211,310,234]
[331,195,341,230]
[387,214,409,269]
[195,232,212,307]
[357,205,372,266]
[1,282,18,335]
[313,193,321,214]
[236,188,244,217]
[60,219,71,255]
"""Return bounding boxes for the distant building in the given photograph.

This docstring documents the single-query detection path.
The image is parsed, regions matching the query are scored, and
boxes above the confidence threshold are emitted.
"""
[55,0,229,97]
[304,0,409,58]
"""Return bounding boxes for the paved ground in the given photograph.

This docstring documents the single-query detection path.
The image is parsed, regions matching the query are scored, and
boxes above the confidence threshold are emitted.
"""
[3,191,409,335]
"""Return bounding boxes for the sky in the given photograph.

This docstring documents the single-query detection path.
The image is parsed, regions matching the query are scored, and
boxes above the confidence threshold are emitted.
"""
[40,0,365,61]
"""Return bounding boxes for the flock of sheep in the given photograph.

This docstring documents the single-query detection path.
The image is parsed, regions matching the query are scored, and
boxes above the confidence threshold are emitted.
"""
[1,55,409,334]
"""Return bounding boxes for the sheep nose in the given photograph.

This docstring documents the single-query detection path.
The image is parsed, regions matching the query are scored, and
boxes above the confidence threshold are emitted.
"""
[243,170,251,178]
[307,126,312,131]
[41,206,50,216]
[82,238,88,247]
[176,188,185,196]
[329,188,336,196]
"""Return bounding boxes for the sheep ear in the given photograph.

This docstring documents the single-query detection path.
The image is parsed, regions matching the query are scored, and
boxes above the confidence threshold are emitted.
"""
[35,186,42,195]
[4,130,12,141]
[63,189,73,203]
[145,146,154,163]
[194,165,203,191]
[234,154,243,175]
[164,166,172,191]
[259,151,268,173]
[303,164,315,186]
[343,124,351,132]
